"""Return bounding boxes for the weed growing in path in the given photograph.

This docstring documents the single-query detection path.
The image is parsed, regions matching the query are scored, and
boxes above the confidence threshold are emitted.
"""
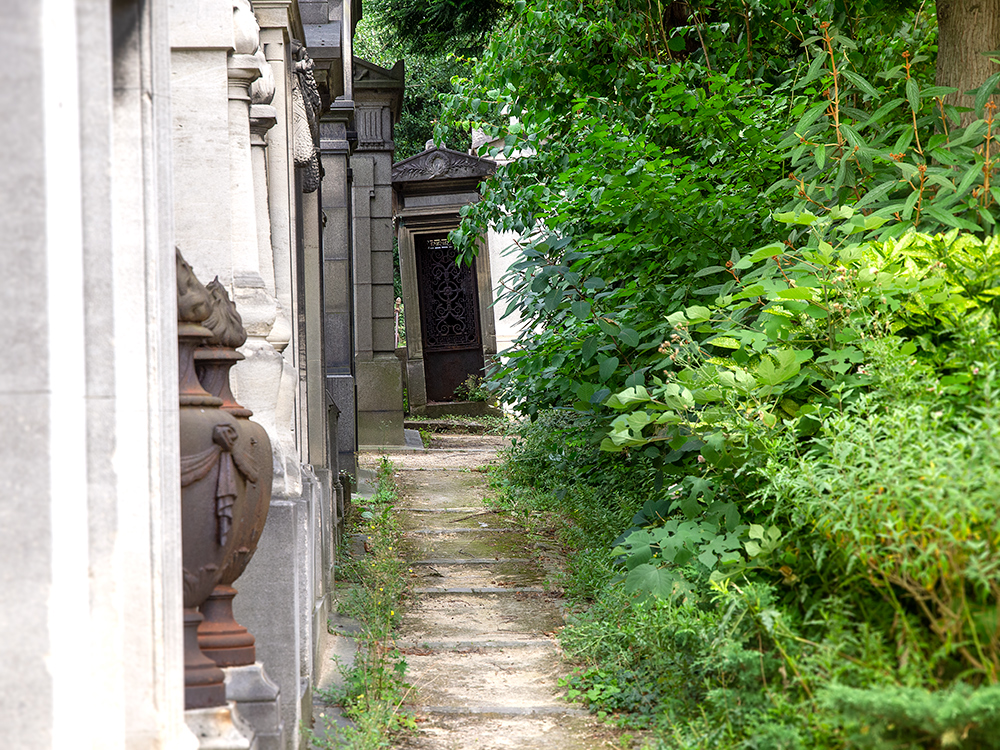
[311,457,415,749]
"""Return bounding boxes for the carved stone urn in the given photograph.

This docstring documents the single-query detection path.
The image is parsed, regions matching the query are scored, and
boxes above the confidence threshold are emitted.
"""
[195,279,274,667]
[177,252,248,709]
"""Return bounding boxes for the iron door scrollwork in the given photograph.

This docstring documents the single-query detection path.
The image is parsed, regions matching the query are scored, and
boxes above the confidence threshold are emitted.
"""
[417,236,481,352]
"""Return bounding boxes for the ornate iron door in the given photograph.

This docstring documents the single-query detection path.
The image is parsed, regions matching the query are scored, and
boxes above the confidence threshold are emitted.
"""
[415,233,485,401]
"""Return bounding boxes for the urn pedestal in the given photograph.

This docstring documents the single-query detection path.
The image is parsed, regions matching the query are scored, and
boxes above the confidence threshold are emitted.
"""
[177,253,253,711]
[195,341,273,667]
[179,323,247,709]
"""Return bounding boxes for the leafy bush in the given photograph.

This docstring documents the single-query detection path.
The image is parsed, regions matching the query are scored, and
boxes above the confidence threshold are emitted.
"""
[766,400,1000,682]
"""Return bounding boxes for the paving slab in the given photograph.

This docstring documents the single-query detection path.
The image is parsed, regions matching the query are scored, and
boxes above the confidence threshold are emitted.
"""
[408,560,546,589]
[397,469,493,508]
[396,713,614,750]
[402,644,567,709]
[399,509,505,531]
[400,530,535,561]
[397,592,565,644]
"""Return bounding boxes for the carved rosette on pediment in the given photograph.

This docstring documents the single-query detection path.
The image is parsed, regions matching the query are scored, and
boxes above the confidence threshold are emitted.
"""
[194,280,275,668]
[391,147,498,185]
[177,252,251,709]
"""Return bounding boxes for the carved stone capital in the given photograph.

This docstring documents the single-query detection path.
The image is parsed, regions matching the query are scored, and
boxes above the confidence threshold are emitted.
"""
[250,104,277,144]
[228,53,261,102]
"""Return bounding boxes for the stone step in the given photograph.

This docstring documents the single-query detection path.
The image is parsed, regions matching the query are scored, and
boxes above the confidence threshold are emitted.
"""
[397,639,557,651]
[400,530,533,560]
[404,528,517,535]
[398,592,564,643]
[408,706,590,717]
[394,712,608,750]
[401,507,486,513]
[413,586,548,595]
[410,558,534,565]
[404,419,492,434]
[401,644,569,710]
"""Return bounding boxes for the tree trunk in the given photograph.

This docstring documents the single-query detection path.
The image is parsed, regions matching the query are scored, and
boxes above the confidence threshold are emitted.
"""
[936,0,1000,124]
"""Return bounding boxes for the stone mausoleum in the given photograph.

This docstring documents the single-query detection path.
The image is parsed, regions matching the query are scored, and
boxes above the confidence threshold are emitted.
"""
[392,147,500,415]
[0,0,420,748]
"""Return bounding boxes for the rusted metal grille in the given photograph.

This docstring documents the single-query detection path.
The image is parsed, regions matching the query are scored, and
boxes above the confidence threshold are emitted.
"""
[417,236,481,352]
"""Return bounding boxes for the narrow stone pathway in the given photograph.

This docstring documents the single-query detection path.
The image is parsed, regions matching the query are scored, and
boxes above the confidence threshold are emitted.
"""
[360,435,615,750]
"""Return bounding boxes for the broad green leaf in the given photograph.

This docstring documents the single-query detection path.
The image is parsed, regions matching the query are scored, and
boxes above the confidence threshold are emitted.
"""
[906,78,920,113]
[624,564,678,599]
[605,385,651,408]
[599,356,619,381]
[974,71,1000,116]
[774,211,819,225]
[618,327,640,347]
[841,70,880,98]
[709,336,741,349]
[686,305,712,323]
[749,243,785,262]
[756,349,801,386]
[571,300,592,320]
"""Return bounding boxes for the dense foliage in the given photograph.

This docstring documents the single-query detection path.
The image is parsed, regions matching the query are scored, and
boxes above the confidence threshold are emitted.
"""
[447,0,1000,746]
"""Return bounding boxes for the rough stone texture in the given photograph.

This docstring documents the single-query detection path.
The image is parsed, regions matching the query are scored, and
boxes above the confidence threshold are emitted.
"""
[184,705,253,750]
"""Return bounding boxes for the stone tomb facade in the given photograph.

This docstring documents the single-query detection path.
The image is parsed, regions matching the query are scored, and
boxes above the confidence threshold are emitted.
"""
[392,148,498,413]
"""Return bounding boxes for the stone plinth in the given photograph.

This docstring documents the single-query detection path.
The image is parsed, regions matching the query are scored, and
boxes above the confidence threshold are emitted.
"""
[185,704,253,750]
[225,664,283,750]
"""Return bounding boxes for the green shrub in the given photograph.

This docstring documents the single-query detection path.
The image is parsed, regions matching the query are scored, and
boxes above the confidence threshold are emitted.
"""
[766,400,1000,683]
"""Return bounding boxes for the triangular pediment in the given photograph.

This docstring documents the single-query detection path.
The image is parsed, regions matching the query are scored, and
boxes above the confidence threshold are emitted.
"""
[354,58,404,87]
[392,147,496,184]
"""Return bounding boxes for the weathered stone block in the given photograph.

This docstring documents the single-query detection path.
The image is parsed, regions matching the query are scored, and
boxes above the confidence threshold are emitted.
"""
[355,357,404,412]
[371,250,394,284]
[406,359,428,411]
[372,283,396,318]
[357,410,406,447]
[323,313,352,371]
[323,259,349,313]
[371,218,394,256]
[370,186,393,219]
[224,664,283,750]
[322,211,349,260]
[297,1,329,24]
[372,317,397,355]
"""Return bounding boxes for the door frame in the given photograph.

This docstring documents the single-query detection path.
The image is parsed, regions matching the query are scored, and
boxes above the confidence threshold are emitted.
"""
[397,211,497,410]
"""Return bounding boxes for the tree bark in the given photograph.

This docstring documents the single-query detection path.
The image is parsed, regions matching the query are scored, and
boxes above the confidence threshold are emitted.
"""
[936,0,1000,124]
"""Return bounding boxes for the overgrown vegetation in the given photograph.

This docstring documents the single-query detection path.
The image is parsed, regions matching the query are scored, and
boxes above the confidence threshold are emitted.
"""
[312,458,414,749]
[447,0,1000,746]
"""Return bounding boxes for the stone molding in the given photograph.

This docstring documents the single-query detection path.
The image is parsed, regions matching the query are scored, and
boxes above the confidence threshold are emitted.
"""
[392,147,497,184]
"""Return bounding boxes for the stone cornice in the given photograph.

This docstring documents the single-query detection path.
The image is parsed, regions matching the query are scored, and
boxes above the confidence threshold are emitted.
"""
[392,147,496,186]
[253,0,305,42]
